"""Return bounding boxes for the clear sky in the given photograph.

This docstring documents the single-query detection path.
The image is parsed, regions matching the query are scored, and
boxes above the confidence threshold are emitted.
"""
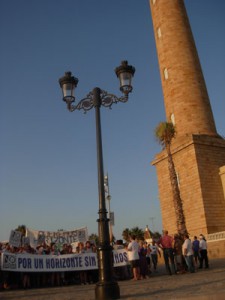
[0,0,225,242]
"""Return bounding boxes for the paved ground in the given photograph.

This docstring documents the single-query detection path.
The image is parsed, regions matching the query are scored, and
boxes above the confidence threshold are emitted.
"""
[1,258,225,300]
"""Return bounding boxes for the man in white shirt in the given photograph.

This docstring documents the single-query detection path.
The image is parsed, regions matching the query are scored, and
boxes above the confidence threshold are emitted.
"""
[182,234,195,273]
[127,235,140,280]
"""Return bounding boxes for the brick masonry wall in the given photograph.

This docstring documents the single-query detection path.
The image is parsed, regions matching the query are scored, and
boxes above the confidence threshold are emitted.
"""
[152,135,225,237]
[193,136,225,232]
[219,166,225,199]
[149,0,217,137]
[208,240,225,259]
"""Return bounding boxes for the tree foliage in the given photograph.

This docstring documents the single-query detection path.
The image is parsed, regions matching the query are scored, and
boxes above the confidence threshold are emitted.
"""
[122,228,131,242]
[122,227,145,242]
[15,225,26,237]
[88,233,99,246]
[151,231,161,241]
[155,121,176,149]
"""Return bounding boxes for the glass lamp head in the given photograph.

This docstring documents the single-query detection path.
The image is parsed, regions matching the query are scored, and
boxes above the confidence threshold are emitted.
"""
[59,71,78,103]
[115,61,135,95]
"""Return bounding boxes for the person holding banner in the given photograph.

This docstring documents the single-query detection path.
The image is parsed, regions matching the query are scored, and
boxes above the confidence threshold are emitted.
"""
[19,245,31,289]
[84,241,96,283]
[78,242,88,284]
[50,243,61,286]
[1,243,12,290]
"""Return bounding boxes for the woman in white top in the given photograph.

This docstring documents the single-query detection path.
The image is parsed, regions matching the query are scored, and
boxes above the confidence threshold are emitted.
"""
[199,234,209,269]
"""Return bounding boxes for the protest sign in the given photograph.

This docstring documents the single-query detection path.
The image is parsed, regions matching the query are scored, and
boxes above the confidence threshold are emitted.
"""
[1,249,128,272]
[26,227,88,249]
[9,230,22,248]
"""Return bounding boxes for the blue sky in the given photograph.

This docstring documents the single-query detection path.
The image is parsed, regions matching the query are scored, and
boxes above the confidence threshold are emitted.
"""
[0,0,225,242]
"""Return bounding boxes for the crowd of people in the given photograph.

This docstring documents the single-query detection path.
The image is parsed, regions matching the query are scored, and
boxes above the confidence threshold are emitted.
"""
[0,231,209,291]
[0,240,98,290]
[126,231,209,280]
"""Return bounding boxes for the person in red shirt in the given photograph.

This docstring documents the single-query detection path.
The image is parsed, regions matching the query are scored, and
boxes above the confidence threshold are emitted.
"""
[158,230,177,275]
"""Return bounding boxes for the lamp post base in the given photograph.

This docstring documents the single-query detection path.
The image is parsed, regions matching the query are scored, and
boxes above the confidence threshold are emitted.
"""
[95,281,120,300]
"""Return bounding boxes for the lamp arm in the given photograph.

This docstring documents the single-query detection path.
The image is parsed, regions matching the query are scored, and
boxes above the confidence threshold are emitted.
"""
[66,89,129,112]
[66,91,95,113]
[100,90,128,109]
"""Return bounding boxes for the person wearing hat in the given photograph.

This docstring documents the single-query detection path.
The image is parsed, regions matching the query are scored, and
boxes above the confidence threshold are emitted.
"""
[199,234,209,269]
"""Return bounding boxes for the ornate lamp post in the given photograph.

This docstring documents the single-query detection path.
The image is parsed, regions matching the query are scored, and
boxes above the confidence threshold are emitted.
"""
[58,61,135,300]
[104,174,113,243]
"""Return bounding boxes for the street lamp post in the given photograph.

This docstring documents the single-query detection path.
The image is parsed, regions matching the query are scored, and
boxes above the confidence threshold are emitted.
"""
[58,61,135,300]
[104,174,113,243]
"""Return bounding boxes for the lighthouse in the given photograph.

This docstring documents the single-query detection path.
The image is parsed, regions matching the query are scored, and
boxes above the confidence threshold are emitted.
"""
[150,0,225,236]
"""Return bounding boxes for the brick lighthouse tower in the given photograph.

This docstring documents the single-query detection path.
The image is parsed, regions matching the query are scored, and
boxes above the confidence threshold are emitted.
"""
[150,0,225,236]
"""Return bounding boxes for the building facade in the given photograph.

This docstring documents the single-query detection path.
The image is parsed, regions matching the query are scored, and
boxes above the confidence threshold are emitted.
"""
[150,0,225,236]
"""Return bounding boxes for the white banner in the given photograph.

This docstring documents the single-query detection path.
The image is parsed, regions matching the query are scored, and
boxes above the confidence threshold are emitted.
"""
[9,230,22,248]
[110,212,114,226]
[1,249,128,272]
[26,227,88,249]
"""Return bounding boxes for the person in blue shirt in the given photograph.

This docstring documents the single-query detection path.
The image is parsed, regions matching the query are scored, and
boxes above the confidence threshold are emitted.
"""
[192,236,200,269]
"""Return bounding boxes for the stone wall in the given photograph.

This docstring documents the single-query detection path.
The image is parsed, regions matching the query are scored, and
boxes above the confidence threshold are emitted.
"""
[152,135,225,236]
[207,231,225,258]
[219,166,225,199]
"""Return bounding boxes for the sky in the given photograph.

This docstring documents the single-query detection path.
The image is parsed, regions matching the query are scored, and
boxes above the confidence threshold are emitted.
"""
[0,0,225,242]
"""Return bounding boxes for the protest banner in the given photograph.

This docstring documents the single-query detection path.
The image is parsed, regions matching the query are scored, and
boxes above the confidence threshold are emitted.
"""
[110,212,114,226]
[0,249,128,272]
[26,227,88,249]
[9,230,22,248]
[22,236,30,246]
